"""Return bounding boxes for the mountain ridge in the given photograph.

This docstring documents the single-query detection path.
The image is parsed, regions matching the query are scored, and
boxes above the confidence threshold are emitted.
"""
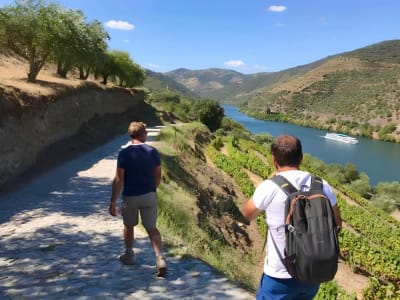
[150,39,400,141]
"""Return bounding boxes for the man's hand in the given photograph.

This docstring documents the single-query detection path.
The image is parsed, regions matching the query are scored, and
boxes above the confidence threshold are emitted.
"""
[109,203,117,216]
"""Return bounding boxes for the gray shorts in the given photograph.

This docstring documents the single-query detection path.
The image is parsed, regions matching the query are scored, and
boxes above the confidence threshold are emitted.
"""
[122,192,158,229]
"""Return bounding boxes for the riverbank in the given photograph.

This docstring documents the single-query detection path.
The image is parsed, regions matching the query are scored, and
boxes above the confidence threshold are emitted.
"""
[240,107,400,144]
[223,105,400,186]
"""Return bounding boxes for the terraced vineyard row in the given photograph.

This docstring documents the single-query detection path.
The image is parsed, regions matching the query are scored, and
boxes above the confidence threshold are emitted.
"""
[208,136,400,299]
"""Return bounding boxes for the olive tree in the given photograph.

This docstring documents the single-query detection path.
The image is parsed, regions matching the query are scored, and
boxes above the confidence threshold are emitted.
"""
[0,0,64,82]
[96,50,145,87]
[52,8,87,78]
[75,20,109,80]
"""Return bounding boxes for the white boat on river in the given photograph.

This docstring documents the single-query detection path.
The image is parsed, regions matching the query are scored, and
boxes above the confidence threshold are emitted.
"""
[324,133,359,144]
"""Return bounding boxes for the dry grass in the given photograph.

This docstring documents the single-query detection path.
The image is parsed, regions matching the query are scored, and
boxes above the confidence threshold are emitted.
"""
[0,53,97,96]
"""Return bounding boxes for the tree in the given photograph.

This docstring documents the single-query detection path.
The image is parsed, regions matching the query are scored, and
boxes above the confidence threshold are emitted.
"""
[95,50,145,87]
[0,0,64,82]
[371,181,400,211]
[347,173,371,198]
[94,51,117,85]
[193,99,224,131]
[343,163,359,183]
[75,20,109,80]
[52,8,87,78]
[109,50,145,87]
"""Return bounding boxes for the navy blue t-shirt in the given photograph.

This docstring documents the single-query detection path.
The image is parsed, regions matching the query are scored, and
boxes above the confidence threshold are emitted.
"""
[117,143,161,196]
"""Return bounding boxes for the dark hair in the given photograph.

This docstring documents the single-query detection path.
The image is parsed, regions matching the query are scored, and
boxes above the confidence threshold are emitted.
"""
[271,135,303,167]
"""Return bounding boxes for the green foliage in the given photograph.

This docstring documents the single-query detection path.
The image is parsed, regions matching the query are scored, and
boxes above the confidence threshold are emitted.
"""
[157,123,257,290]
[75,20,109,79]
[254,133,274,145]
[149,92,227,129]
[149,91,196,122]
[370,181,400,211]
[0,0,145,85]
[315,281,357,300]
[210,136,224,150]
[346,173,372,198]
[193,99,225,131]
[166,123,400,298]
[362,277,399,300]
[158,122,208,154]
[220,116,247,132]
[96,50,145,87]
[342,163,360,183]
[0,0,110,82]
[378,123,397,141]
[0,0,64,81]
[344,40,400,64]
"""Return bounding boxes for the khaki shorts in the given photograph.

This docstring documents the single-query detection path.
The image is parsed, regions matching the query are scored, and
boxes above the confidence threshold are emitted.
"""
[122,192,158,229]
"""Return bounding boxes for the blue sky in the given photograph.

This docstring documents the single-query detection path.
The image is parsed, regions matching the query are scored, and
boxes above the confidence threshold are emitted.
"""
[1,0,400,74]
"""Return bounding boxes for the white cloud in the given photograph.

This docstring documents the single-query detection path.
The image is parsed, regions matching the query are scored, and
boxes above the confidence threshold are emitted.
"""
[122,39,130,43]
[104,20,135,30]
[224,60,245,68]
[268,5,287,12]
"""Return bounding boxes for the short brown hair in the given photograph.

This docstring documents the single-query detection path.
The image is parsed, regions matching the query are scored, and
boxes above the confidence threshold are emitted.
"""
[128,122,146,139]
[271,135,303,167]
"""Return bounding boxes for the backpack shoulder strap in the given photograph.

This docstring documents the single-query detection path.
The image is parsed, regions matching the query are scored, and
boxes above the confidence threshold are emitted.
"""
[270,175,298,195]
[310,176,323,191]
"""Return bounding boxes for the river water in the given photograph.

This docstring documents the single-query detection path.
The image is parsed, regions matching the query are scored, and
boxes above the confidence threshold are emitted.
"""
[223,105,400,186]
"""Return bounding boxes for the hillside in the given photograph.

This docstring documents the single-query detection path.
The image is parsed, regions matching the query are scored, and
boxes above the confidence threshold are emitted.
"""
[1,52,399,299]
[144,68,200,98]
[165,61,327,101]
[163,40,400,142]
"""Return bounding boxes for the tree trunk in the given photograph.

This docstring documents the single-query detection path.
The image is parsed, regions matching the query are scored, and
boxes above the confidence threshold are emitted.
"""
[28,62,41,82]
[78,66,85,80]
[101,74,108,85]
[27,53,48,83]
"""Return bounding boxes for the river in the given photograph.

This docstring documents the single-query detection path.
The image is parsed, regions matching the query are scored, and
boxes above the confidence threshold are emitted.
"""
[223,105,400,186]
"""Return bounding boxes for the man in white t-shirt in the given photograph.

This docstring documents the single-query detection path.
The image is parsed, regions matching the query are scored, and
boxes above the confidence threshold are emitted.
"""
[242,135,342,300]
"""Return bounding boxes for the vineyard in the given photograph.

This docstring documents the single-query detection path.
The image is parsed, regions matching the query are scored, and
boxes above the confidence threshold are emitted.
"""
[207,135,400,299]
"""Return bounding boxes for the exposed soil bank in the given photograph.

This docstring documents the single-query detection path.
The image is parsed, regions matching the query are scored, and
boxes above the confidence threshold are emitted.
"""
[0,83,161,192]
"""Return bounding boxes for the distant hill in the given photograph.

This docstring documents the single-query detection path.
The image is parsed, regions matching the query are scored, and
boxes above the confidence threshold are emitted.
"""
[144,69,200,99]
[238,40,400,141]
[162,40,400,142]
[165,61,328,102]
[165,68,248,98]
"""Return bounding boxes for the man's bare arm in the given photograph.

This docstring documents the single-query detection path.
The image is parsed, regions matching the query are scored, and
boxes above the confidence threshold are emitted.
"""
[241,198,262,222]
[109,168,124,216]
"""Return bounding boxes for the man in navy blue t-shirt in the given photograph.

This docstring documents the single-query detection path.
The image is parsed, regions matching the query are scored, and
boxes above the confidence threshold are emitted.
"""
[109,121,166,277]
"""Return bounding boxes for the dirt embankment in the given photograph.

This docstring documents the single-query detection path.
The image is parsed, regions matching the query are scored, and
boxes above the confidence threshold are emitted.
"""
[0,81,152,192]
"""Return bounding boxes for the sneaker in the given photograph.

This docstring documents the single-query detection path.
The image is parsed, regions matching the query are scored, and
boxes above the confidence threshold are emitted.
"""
[119,250,134,265]
[156,255,167,277]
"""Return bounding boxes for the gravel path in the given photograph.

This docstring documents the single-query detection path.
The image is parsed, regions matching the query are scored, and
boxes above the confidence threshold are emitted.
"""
[0,127,254,299]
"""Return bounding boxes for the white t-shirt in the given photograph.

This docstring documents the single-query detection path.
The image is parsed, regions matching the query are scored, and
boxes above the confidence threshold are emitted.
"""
[252,170,337,278]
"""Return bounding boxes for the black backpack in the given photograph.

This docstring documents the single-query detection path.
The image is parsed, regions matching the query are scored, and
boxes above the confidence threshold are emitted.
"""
[270,175,339,284]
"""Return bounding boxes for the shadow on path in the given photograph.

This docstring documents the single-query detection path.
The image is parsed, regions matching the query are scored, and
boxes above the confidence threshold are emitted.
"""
[0,127,254,299]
